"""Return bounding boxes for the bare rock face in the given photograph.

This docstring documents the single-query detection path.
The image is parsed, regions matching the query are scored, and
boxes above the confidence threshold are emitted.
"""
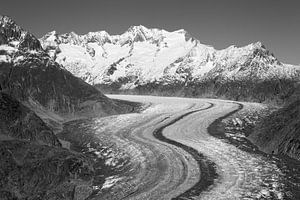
[0,15,42,51]
[0,93,95,199]
[0,15,135,119]
[249,100,300,161]
[0,92,61,146]
[0,59,119,118]
[0,140,94,200]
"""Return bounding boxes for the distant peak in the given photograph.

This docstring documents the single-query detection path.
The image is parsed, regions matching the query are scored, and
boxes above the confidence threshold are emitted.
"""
[88,30,109,35]
[48,30,57,35]
[0,15,42,51]
[69,31,79,36]
[254,41,263,46]
[126,26,189,36]
[40,30,59,43]
[249,41,265,49]
[174,29,187,34]
[43,30,57,37]
[86,30,110,38]
[0,15,15,24]
[59,31,80,40]
[127,25,149,32]
[0,15,22,31]
[224,41,264,50]
[122,25,153,42]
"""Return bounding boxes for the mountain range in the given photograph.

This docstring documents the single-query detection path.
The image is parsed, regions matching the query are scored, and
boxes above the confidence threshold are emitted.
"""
[1,14,299,199]
[0,16,136,122]
[40,25,300,102]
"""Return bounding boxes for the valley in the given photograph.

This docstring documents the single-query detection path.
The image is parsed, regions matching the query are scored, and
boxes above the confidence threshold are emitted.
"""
[0,14,299,200]
[58,95,300,199]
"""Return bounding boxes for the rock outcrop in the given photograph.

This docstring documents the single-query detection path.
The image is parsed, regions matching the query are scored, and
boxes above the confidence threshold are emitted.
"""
[0,92,61,146]
[249,100,300,161]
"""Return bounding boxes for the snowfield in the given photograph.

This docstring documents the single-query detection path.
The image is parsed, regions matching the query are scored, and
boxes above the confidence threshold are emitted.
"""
[40,26,300,89]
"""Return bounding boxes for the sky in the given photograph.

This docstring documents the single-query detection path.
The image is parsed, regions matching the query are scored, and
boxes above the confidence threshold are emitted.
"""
[1,0,299,64]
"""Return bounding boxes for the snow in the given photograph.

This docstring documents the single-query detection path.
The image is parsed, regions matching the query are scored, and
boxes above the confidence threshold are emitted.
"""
[13,55,24,63]
[40,26,300,87]
[103,95,289,199]
[101,176,123,189]
[0,55,10,63]
[0,45,17,53]
[0,45,17,63]
[9,41,20,47]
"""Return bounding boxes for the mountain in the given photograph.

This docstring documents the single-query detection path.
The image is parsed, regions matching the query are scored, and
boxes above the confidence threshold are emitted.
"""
[0,92,61,146]
[0,15,139,200]
[40,26,300,103]
[249,99,300,161]
[0,92,94,199]
[0,15,135,122]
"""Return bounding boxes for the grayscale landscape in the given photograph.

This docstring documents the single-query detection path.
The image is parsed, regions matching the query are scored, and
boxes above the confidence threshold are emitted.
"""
[0,0,299,199]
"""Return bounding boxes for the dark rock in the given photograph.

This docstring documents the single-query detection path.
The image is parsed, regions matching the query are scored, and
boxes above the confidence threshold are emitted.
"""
[0,140,94,200]
[96,78,298,104]
[0,92,61,146]
[0,15,42,51]
[249,100,300,160]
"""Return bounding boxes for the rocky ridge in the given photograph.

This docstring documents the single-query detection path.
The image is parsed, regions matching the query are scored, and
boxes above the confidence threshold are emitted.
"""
[0,15,135,120]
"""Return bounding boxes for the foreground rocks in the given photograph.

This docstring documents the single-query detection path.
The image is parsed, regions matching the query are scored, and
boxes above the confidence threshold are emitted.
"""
[0,140,94,200]
[0,92,61,146]
[249,100,300,161]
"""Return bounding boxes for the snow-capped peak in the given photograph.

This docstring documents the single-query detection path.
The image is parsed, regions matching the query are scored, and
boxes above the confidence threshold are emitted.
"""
[39,25,299,90]
[122,25,153,42]
[0,15,16,27]
[127,25,150,33]
[249,41,263,48]
[0,15,43,51]
[40,30,59,44]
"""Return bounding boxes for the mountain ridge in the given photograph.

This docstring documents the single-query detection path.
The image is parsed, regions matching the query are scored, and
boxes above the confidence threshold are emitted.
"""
[40,25,300,103]
[0,15,136,121]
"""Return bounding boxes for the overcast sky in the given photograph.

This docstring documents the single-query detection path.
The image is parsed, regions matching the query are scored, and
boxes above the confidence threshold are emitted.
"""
[1,0,299,64]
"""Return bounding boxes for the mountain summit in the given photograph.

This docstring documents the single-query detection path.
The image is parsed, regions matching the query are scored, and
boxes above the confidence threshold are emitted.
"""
[0,15,42,51]
[40,25,300,102]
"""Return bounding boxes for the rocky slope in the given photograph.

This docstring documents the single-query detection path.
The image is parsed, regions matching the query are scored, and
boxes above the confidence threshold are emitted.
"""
[0,139,95,200]
[0,92,96,200]
[0,15,135,120]
[249,100,300,161]
[0,15,140,200]
[40,26,300,103]
[0,92,61,146]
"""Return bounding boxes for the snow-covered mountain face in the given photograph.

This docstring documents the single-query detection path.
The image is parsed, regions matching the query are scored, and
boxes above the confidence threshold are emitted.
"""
[0,15,46,63]
[40,25,300,102]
